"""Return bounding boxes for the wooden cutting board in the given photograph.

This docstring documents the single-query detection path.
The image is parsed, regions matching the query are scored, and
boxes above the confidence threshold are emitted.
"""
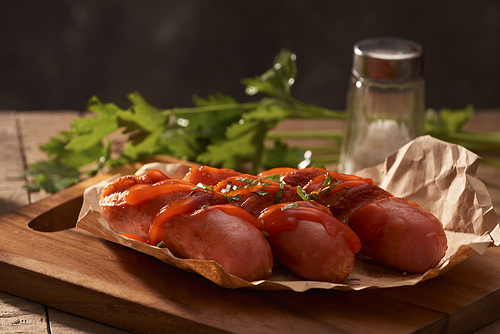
[1,157,500,334]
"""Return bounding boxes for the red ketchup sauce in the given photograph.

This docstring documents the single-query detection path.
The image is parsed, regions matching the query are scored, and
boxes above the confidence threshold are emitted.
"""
[259,201,361,253]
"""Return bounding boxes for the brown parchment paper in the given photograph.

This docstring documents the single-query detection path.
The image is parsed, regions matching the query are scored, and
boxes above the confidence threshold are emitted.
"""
[77,135,500,292]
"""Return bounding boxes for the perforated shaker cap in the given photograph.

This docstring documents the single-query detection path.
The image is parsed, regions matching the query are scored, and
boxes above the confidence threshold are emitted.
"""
[352,37,423,82]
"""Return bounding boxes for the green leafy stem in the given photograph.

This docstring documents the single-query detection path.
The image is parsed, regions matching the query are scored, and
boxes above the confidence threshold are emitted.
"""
[24,49,500,193]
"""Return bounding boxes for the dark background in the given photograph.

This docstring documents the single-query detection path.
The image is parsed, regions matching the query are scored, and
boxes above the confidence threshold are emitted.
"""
[1,0,499,112]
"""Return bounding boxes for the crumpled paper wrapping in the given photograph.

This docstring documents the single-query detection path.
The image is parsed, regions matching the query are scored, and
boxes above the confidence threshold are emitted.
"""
[77,135,500,292]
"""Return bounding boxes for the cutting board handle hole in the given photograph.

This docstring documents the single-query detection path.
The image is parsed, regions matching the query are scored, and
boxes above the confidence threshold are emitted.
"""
[28,196,84,232]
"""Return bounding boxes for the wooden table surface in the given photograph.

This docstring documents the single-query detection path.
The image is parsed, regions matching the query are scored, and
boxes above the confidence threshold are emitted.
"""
[0,109,499,333]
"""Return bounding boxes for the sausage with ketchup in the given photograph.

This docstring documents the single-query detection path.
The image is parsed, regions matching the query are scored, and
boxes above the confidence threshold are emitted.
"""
[260,167,448,274]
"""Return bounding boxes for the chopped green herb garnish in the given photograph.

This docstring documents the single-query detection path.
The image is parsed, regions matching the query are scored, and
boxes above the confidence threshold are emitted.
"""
[281,202,300,211]
[322,173,332,187]
[262,174,281,182]
[235,177,271,187]
[347,278,360,281]
[235,177,261,186]
[296,185,319,201]
[342,218,349,226]
[296,186,309,201]
[254,190,268,196]
[190,183,210,195]
[155,241,165,247]
[273,181,285,204]
[224,181,233,193]
[322,179,342,196]
[262,230,269,237]
[223,193,242,201]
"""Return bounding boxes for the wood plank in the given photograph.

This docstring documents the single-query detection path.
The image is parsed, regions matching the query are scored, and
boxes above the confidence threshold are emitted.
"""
[462,109,500,133]
[16,110,82,165]
[16,110,82,203]
[477,163,500,218]
[0,111,29,215]
[462,110,500,218]
[47,308,130,334]
[0,291,48,333]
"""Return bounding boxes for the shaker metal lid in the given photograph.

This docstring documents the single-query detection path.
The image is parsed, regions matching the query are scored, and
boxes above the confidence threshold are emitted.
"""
[352,37,423,81]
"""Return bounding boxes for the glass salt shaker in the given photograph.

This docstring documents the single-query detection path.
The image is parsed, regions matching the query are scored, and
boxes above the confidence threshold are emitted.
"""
[338,37,425,174]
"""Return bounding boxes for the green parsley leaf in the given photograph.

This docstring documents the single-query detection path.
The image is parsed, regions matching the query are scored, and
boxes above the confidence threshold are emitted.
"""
[241,49,297,99]
[197,104,288,173]
[425,104,474,134]
[425,104,500,152]
[262,139,304,171]
[23,160,80,193]
[185,93,246,142]
[65,96,120,153]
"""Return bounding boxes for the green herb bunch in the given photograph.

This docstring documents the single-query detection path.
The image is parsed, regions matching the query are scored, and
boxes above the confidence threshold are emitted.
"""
[24,49,500,193]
